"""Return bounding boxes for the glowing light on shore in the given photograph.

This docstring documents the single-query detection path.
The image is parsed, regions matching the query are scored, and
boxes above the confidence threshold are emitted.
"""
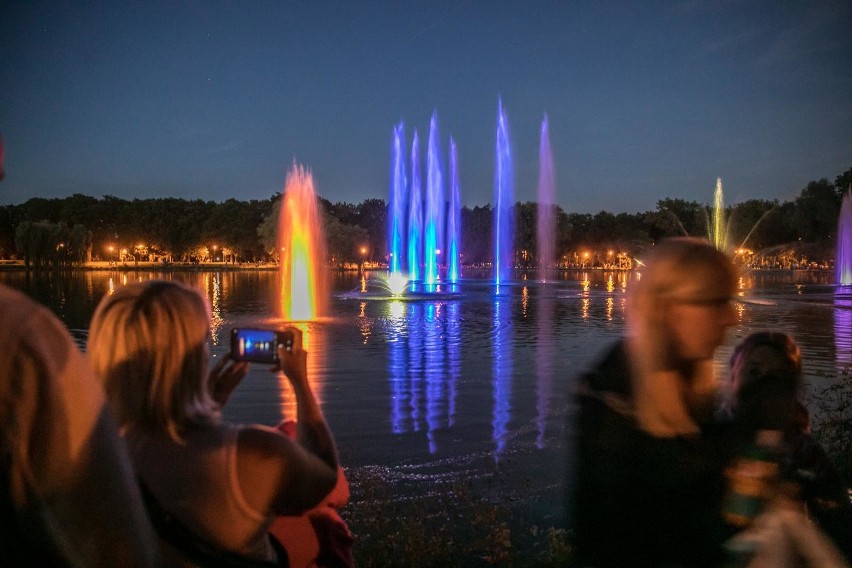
[278,164,328,321]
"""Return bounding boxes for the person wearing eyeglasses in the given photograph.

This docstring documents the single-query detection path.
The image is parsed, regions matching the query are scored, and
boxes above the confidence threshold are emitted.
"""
[569,237,737,568]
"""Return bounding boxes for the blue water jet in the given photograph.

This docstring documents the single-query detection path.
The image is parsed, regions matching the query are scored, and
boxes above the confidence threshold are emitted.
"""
[447,138,461,283]
[493,99,515,287]
[408,131,423,282]
[425,111,444,286]
[388,122,407,276]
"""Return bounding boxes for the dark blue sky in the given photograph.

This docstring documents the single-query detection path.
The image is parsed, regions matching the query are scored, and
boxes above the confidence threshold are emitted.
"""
[1,1,850,213]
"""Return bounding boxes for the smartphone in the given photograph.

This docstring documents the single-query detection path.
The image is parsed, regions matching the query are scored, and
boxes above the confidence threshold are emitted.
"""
[230,328,294,364]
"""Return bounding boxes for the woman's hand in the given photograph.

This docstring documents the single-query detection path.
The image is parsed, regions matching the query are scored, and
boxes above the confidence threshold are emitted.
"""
[209,355,249,406]
[274,327,308,386]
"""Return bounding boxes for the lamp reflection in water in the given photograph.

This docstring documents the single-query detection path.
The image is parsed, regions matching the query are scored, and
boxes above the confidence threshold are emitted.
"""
[203,272,224,345]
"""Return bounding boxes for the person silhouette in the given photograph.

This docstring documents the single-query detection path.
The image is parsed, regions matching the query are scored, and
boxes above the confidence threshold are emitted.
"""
[0,131,160,566]
[570,237,738,568]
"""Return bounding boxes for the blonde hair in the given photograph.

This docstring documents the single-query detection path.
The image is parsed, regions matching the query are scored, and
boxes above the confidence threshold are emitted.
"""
[629,237,737,332]
[627,238,737,436]
[87,280,218,441]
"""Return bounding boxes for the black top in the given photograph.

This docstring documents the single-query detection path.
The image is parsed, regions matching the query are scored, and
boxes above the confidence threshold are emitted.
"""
[569,340,729,568]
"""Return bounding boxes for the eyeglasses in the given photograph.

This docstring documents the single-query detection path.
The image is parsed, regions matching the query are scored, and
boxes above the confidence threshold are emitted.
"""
[671,297,734,308]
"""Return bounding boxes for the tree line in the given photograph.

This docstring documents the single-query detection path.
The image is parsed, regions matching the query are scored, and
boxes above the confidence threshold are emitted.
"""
[2,167,849,269]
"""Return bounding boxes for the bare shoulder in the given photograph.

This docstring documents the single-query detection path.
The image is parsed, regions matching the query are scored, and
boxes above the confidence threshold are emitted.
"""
[235,425,299,465]
[234,424,337,516]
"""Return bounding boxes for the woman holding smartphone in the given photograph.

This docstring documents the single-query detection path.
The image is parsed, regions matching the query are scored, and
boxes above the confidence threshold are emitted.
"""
[87,279,339,566]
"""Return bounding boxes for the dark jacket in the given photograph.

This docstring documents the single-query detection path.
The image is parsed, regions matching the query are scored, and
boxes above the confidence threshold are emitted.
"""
[569,341,729,568]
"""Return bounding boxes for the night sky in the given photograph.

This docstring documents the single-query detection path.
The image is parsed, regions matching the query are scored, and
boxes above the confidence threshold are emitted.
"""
[1,1,850,213]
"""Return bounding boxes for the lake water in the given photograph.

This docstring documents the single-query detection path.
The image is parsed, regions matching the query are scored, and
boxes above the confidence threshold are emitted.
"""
[2,267,850,538]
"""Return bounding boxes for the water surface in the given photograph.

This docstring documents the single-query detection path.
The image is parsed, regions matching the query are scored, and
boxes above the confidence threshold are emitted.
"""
[3,268,848,529]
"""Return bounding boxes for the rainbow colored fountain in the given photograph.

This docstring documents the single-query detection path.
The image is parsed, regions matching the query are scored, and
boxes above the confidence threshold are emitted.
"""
[278,164,328,320]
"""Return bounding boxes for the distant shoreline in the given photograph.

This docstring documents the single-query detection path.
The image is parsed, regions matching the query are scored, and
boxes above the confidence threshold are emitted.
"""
[0,260,834,275]
[0,260,278,271]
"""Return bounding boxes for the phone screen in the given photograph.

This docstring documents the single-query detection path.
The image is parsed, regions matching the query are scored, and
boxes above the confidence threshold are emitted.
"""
[231,328,281,364]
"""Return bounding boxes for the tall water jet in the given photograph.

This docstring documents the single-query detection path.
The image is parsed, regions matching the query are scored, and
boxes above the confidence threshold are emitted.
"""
[425,112,444,286]
[388,122,407,277]
[493,99,514,286]
[837,189,852,286]
[278,164,328,320]
[536,114,556,282]
[447,138,461,283]
[408,131,423,282]
[709,177,727,252]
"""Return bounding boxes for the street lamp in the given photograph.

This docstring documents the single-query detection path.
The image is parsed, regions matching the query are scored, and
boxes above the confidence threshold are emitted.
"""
[359,246,367,275]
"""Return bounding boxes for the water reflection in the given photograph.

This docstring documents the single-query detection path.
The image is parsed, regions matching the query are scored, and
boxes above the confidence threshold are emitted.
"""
[277,322,323,419]
[357,301,370,344]
[388,301,407,434]
[409,304,423,432]
[203,272,224,345]
[386,300,460,453]
[4,269,848,463]
[835,291,852,369]
[447,302,460,427]
[536,292,554,449]
[492,296,512,458]
[425,303,443,453]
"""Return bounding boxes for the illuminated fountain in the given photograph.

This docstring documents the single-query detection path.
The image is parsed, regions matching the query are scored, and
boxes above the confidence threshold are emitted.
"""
[408,131,423,283]
[377,112,463,298]
[425,112,444,286]
[708,177,728,252]
[494,98,514,288]
[447,138,461,284]
[837,189,852,287]
[537,114,556,282]
[278,164,328,320]
[837,190,852,366]
[388,122,407,277]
